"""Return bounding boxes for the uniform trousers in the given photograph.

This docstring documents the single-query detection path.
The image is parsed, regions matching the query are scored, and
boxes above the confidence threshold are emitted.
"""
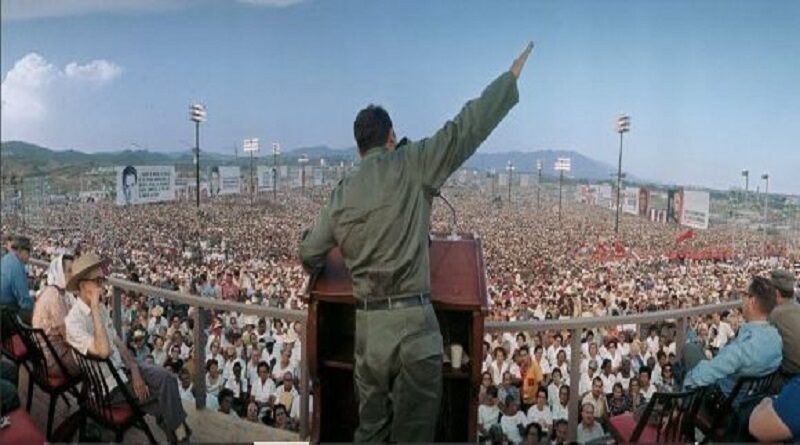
[353,302,443,442]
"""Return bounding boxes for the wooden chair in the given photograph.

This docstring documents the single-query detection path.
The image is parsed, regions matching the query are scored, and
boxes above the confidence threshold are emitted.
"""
[71,348,157,443]
[695,372,779,442]
[15,322,82,440]
[0,308,29,369]
[607,388,702,444]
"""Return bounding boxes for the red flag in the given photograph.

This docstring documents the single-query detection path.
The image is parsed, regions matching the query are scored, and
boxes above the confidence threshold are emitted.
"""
[675,229,695,244]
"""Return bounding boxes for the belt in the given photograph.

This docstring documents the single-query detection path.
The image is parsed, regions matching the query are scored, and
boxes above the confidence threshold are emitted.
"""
[357,293,431,311]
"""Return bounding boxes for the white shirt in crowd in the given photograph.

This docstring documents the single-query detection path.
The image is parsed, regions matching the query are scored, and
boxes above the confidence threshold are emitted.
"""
[223,375,249,399]
[599,372,617,394]
[551,401,569,422]
[500,411,527,445]
[712,321,735,349]
[272,386,300,419]
[526,405,553,432]
[179,382,195,402]
[478,404,501,436]
[251,377,276,404]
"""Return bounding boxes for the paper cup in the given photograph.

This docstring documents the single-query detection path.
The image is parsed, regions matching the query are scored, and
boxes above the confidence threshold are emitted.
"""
[450,344,464,370]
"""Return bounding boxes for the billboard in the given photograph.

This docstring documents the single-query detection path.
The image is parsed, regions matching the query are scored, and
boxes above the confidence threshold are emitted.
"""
[313,168,324,186]
[596,184,614,210]
[256,166,275,191]
[681,190,710,230]
[498,173,508,187]
[667,189,683,223]
[622,187,639,215]
[116,165,175,206]
[208,166,241,196]
[638,188,650,216]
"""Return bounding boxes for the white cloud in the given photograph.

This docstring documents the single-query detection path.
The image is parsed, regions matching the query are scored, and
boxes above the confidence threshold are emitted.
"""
[1,53,59,122]
[1,53,123,140]
[64,60,123,83]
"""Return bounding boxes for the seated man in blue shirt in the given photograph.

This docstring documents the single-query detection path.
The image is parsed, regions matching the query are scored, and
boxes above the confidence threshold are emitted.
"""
[0,236,33,324]
[682,276,782,397]
[749,376,800,442]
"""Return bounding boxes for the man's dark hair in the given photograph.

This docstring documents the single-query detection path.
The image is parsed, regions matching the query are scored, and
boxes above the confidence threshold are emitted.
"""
[526,422,543,439]
[639,366,651,378]
[354,104,392,155]
[122,165,137,183]
[749,276,778,314]
[219,388,234,403]
[486,385,498,398]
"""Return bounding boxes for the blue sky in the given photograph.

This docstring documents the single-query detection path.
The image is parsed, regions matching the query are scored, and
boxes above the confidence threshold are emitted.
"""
[2,0,799,194]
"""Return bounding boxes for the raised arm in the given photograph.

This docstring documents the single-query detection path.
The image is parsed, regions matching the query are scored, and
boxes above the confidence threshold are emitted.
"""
[407,42,533,190]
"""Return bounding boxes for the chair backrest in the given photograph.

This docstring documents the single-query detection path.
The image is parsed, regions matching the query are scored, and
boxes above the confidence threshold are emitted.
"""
[71,347,138,423]
[0,308,22,351]
[631,389,701,443]
[15,322,72,385]
[726,372,778,409]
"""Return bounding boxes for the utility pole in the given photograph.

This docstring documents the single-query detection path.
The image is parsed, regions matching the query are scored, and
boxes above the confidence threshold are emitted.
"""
[614,114,631,235]
[536,159,543,209]
[554,158,571,222]
[243,138,259,206]
[272,143,281,200]
[190,103,207,208]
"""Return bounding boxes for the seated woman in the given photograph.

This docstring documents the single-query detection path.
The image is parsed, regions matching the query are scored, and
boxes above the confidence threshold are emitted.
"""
[32,254,79,377]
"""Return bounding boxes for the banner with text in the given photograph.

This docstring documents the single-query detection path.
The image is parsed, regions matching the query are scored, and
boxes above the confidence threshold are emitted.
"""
[208,166,241,196]
[256,166,275,191]
[681,190,710,230]
[116,165,175,206]
[622,187,640,215]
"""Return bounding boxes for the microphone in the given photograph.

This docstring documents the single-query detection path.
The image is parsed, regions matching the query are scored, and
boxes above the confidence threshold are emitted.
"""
[432,190,461,240]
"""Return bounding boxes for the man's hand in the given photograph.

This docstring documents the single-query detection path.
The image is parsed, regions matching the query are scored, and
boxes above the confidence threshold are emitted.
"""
[510,41,534,79]
[131,368,150,402]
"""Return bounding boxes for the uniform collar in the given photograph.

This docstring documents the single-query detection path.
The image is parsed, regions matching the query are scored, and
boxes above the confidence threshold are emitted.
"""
[362,145,389,161]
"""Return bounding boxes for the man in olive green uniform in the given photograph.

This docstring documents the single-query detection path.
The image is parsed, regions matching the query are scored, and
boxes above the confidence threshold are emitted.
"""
[769,268,799,387]
[300,42,533,442]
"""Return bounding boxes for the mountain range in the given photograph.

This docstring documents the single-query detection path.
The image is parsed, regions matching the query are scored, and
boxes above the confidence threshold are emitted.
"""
[1,140,627,183]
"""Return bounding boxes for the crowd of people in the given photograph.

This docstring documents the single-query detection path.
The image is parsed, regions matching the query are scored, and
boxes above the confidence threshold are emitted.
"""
[2,183,799,442]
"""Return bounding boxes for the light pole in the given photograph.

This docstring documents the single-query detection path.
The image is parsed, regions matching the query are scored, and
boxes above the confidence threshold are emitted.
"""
[243,138,259,205]
[741,169,749,203]
[762,173,770,229]
[272,143,281,200]
[555,158,571,222]
[536,159,543,210]
[189,103,206,208]
[506,160,515,203]
[299,155,309,194]
[614,114,631,235]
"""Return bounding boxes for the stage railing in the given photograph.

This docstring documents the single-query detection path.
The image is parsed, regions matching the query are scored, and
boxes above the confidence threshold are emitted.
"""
[30,258,741,442]
[485,299,742,441]
[29,258,311,439]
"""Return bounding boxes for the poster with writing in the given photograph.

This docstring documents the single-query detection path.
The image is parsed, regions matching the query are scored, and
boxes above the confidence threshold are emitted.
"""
[116,165,176,206]
[208,166,241,196]
[257,165,276,191]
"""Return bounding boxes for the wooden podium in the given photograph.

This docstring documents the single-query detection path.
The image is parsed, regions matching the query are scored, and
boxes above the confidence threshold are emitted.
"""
[305,233,489,443]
